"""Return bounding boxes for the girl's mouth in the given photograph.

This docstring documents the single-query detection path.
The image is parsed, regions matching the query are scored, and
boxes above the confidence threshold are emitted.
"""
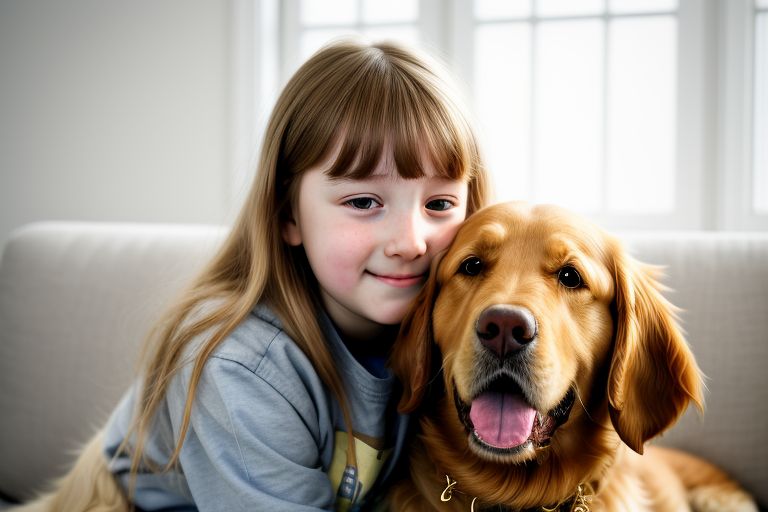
[367,271,425,288]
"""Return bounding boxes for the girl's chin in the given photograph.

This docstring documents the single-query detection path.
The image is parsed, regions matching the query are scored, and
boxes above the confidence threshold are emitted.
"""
[369,307,411,327]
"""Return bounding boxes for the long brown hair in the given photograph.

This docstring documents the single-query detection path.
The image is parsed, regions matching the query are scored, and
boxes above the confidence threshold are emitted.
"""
[127,38,491,477]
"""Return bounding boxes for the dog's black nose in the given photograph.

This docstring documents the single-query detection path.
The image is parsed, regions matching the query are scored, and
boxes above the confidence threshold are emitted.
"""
[476,305,537,357]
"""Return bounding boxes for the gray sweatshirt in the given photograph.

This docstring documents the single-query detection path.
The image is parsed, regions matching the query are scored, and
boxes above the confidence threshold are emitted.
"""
[103,304,408,511]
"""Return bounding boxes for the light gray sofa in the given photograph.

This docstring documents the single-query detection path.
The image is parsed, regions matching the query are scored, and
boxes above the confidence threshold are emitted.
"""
[0,222,766,508]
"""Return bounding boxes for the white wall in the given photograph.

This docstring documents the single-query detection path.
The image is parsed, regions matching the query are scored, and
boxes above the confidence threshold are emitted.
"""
[0,0,233,251]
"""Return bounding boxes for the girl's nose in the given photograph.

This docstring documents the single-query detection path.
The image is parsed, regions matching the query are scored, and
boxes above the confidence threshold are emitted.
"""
[384,211,428,260]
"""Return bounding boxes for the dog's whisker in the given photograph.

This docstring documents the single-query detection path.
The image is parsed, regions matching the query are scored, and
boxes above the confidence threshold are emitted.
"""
[427,353,454,388]
[572,384,594,423]
[428,366,445,388]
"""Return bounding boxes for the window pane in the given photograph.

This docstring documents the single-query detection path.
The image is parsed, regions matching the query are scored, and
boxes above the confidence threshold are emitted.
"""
[301,29,359,61]
[301,0,357,26]
[362,25,420,46]
[607,17,677,214]
[475,0,531,20]
[475,24,532,201]
[536,0,603,17]
[754,13,768,212]
[535,20,604,211]
[363,0,418,23]
[609,0,677,14]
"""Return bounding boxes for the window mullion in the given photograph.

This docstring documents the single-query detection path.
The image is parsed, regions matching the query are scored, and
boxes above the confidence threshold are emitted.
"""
[449,0,474,88]
[674,0,711,228]
[717,0,756,229]
[280,0,301,83]
[530,1,538,202]
[419,0,446,56]
[601,1,610,213]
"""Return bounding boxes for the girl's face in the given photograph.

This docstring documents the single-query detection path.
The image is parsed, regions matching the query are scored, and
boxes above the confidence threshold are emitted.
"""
[282,149,469,343]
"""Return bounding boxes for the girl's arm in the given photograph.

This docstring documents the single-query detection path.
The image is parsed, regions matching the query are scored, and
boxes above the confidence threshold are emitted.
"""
[168,353,337,511]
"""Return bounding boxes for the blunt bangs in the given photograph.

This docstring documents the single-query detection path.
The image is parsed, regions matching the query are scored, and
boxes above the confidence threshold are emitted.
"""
[280,40,478,183]
[326,46,475,183]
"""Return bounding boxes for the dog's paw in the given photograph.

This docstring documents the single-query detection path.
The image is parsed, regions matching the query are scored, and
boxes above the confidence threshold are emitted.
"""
[689,484,758,512]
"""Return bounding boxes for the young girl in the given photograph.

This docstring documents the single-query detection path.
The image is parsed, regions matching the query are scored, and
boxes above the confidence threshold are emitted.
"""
[24,39,489,511]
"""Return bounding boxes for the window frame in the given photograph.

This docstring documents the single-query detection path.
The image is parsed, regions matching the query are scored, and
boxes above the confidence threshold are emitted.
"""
[720,0,767,230]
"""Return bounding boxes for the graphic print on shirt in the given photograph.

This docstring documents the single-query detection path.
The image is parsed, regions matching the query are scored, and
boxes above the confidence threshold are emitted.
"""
[328,431,392,511]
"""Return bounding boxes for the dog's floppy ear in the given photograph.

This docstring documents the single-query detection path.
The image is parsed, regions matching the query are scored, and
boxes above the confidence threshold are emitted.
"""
[389,253,444,414]
[607,242,704,454]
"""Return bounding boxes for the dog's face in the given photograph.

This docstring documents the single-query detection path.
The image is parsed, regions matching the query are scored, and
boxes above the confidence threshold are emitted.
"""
[392,202,703,466]
[431,203,615,464]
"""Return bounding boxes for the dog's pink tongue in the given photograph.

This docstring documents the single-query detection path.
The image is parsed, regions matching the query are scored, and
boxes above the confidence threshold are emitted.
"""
[469,392,536,449]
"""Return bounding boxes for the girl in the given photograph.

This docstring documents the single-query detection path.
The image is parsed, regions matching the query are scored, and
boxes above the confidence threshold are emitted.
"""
[21,39,489,511]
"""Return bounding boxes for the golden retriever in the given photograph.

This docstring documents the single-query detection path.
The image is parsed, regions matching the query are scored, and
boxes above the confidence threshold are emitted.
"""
[388,202,757,512]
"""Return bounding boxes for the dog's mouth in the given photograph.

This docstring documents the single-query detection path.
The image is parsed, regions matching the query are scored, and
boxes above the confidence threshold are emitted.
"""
[454,377,575,458]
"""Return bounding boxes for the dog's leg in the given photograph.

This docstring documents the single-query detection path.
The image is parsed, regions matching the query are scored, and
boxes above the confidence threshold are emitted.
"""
[648,446,758,512]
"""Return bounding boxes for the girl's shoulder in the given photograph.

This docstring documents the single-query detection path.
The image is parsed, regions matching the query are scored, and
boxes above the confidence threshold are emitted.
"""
[205,303,314,379]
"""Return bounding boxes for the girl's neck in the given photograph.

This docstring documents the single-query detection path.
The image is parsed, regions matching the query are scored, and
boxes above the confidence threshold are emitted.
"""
[339,323,399,359]
[320,291,400,357]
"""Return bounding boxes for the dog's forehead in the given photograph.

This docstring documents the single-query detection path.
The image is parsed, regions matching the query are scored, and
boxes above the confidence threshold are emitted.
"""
[456,202,594,244]
[445,202,609,265]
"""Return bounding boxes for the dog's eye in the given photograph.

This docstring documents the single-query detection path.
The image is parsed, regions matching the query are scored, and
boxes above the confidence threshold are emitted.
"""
[459,256,483,276]
[558,265,582,289]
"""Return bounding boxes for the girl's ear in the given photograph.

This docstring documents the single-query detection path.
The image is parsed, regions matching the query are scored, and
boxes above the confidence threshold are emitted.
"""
[607,244,704,454]
[281,217,302,246]
[389,253,444,414]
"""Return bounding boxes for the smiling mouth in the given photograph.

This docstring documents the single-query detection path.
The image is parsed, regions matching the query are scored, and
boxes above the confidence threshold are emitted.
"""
[367,271,425,288]
[453,377,575,458]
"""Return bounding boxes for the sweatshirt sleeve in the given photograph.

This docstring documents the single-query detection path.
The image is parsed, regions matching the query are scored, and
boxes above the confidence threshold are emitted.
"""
[167,353,337,512]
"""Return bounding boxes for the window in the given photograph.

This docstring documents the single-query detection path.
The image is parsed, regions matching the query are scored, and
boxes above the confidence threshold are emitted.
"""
[237,0,768,230]
[470,1,678,218]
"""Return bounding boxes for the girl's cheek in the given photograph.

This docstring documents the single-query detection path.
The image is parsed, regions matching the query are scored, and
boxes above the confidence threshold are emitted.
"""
[334,225,375,254]
[328,228,375,282]
[431,218,465,254]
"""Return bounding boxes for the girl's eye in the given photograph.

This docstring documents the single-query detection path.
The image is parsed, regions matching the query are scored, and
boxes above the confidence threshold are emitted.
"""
[345,197,380,210]
[558,265,582,289]
[426,199,454,211]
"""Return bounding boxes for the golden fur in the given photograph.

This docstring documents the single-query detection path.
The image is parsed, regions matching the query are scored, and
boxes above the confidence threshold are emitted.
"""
[389,202,757,512]
[11,432,128,512]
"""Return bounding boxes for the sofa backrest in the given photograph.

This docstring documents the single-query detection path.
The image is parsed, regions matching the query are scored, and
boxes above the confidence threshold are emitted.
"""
[0,223,766,506]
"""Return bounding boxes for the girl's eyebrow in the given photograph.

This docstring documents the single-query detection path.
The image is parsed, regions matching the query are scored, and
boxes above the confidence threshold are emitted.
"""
[324,172,392,183]
[324,176,382,187]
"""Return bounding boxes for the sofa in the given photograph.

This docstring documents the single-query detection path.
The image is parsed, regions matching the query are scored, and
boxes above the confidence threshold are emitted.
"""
[0,221,766,508]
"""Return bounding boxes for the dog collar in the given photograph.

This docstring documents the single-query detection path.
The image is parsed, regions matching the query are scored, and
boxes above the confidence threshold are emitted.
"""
[440,474,594,512]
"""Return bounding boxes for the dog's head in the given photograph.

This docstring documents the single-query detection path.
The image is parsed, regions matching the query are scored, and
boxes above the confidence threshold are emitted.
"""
[391,202,703,466]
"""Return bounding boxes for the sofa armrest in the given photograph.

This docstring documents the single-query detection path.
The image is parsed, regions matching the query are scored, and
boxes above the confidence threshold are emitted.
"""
[0,222,226,502]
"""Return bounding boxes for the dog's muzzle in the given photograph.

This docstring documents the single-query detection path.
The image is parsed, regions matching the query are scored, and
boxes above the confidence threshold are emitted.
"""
[454,377,576,458]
